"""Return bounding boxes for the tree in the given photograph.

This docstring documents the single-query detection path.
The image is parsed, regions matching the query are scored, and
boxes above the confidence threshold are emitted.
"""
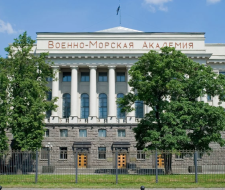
[1,32,57,151]
[118,47,225,174]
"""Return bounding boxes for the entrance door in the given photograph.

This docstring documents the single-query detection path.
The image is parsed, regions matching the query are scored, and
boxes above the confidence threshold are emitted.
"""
[118,153,126,168]
[78,153,87,168]
[157,154,164,168]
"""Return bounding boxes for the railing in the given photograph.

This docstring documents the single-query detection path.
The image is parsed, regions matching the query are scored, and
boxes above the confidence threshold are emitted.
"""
[1,149,225,184]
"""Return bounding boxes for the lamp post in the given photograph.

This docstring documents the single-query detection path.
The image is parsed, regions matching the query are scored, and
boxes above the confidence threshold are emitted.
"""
[46,142,52,166]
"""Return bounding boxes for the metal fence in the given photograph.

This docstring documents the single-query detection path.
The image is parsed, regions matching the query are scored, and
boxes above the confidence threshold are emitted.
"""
[0,149,225,184]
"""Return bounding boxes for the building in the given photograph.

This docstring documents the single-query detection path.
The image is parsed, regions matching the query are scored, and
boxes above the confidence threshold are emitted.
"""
[33,26,225,168]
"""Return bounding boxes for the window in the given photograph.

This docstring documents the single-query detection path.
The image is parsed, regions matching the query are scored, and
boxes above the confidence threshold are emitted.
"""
[81,72,90,82]
[207,94,212,101]
[117,93,126,119]
[99,93,107,119]
[118,129,126,137]
[99,72,107,82]
[137,152,145,160]
[44,129,49,137]
[63,93,71,118]
[98,129,106,137]
[116,72,125,82]
[41,147,48,160]
[81,94,89,118]
[135,100,144,118]
[46,91,52,118]
[79,129,87,137]
[46,77,52,82]
[60,129,68,137]
[60,147,67,159]
[98,147,106,159]
[63,72,71,82]
[219,72,225,75]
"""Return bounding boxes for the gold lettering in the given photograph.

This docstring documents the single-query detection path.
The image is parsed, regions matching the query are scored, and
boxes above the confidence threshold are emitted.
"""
[67,42,72,48]
[55,42,60,48]
[105,42,109,48]
[156,43,160,48]
[163,42,167,47]
[123,43,127,48]
[48,41,54,48]
[111,42,115,48]
[117,43,121,48]
[175,43,181,48]
[183,43,187,49]
[73,42,78,48]
[149,43,154,48]
[189,42,193,49]
[169,42,173,47]
[99,42,103,48]
[89,41,97,48]
[80,42,84,48]
[142,42,148,48]
[129,42,134,48]
[61,42,66,48]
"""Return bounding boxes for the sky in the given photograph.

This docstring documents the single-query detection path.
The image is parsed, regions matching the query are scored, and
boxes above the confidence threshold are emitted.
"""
[0,0,225,57]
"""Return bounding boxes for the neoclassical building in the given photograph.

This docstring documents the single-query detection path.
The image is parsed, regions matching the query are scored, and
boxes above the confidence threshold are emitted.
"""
[31,26,225,168]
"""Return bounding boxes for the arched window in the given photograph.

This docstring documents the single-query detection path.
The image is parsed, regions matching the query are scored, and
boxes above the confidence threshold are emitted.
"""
[62,93,71,118]
[135,100,143,118]
[81,93,89,119]
[99,93,107,119]
[117,93,125,119]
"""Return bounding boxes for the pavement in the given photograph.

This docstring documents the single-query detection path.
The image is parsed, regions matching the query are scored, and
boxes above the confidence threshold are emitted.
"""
[2,188,225,190]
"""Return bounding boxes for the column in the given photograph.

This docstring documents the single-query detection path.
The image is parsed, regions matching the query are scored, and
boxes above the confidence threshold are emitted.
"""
[126,66,135,123]
[50,66,59,123]
[88,66,97,123]
[108,66,117,123]
[69,66,78,123]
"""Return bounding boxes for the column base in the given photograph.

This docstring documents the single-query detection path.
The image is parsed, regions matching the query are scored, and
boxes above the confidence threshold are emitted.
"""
[88,116,97,123]
[50,116,59,123]
[69,116,78,123]
[126,116,135,123]
[107,116,117,123]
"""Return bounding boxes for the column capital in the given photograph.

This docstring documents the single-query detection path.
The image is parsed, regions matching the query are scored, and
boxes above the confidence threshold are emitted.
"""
[70,66,79,69]
[126,65,132,70]
[108,66,116,69]
[89,66,97,69]
[51,66,59,69]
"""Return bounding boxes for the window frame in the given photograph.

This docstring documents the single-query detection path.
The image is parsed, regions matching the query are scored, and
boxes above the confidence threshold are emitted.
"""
[79,129,87,137]
[98,147,106,159]
[62,72,71,82]
[41,147,48,160]
[99,93,107,119]
[59,147,68,160]
[60,129,68,137]
[116,72,126,82]
[118,129,126,137]
[44,129,49,137]
[137,151,146,160]
[135,100,144,118]
[81,93,89,119]
[81,72,90,82]
[98,72,108,82]
[98,129,106,137]
[117,93,126,119]
[62,93,71,118]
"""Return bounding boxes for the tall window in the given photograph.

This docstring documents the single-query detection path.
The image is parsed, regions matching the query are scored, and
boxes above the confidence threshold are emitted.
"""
[98,147,106,159]
[43,129,49,137]
[81,72,90,82]
[62,72,71,82]
[60,147,67,159]
[99,72,107,82]
[81,94,89,118]
[99,93,107,119]
[116,72,125,82]
[117,93,125,119]
[207,94,212,101]
[63,93,71,118]
[135,100,144,118]
[46,90,52,118]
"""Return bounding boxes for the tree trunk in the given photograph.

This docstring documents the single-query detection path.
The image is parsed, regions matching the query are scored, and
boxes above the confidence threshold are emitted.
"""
[164,153,172,174]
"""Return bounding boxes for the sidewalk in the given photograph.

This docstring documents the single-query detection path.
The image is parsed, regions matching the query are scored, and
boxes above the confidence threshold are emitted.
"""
[3,188,225,190]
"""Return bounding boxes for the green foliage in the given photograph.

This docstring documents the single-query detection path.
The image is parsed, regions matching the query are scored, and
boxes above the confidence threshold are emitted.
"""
[118,47,225,151]
[1,32,57,151]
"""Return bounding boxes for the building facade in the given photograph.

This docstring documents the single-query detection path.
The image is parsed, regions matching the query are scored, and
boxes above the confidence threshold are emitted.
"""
[30,26,225,168]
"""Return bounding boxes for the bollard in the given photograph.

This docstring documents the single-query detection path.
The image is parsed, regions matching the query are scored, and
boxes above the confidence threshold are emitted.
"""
[140,186,145,190]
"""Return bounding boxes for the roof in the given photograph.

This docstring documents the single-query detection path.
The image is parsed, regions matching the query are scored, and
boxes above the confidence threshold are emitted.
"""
[96,26,143,33]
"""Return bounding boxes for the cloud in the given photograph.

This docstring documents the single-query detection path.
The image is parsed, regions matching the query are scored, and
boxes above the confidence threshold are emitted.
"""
[0,19,16,34]
[144,0,173,12]
[207,0,221,4]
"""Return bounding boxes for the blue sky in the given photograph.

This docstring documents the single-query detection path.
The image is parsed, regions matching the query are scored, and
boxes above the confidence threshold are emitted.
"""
[0,0,224,57]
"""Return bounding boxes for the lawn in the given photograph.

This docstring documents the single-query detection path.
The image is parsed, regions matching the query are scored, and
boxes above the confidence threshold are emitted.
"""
[1,174,225,188]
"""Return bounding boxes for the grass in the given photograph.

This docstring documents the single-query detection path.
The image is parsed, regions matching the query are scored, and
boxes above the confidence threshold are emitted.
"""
[1,174,225,188]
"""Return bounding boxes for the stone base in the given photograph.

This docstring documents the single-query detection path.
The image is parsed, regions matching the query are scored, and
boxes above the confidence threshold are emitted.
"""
[69,116,78,123]
[126,116,135,123]
[107,116,117,123]
[88,116,97,123]
[50,116,59,123]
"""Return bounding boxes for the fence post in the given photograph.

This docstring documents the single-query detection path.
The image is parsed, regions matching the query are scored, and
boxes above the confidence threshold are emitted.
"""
[75,150,78,183]
[35,150,38,183]
[115,150,118,184]
[194,150,198,183]
[155,148,158,183]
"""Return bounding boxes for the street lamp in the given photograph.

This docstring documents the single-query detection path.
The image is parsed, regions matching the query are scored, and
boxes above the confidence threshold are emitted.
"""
[45,142,52,166]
